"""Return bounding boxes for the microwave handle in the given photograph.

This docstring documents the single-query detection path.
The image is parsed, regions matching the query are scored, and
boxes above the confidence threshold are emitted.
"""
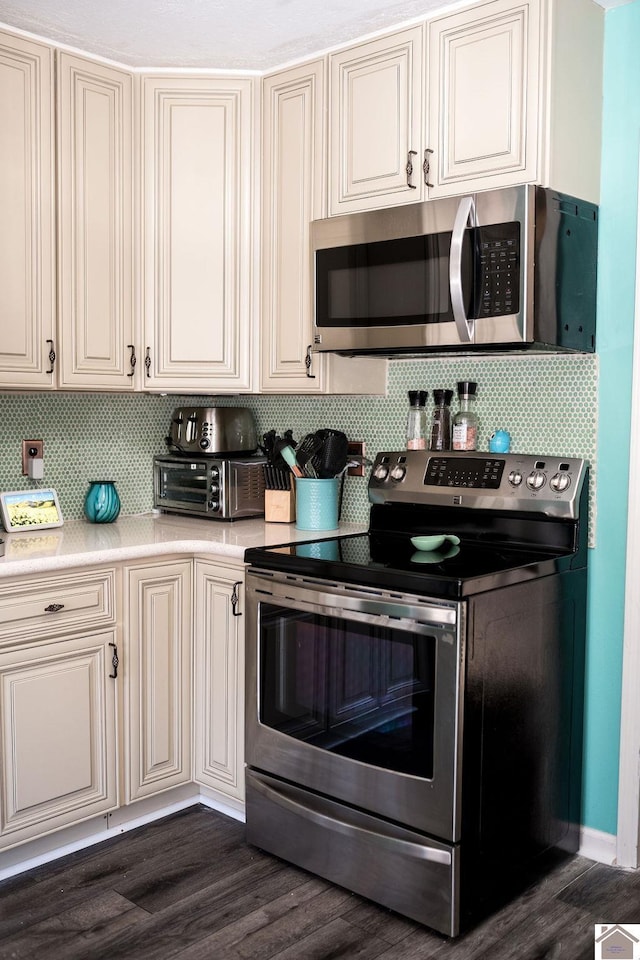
[449,196,476,343]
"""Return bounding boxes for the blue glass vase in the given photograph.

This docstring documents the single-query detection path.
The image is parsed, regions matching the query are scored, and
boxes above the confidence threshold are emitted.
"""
[84,481,121,523]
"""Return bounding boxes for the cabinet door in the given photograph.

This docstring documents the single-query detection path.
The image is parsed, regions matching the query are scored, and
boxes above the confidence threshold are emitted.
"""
[261,61,326,392]
[193,560,244,804]
[0,631,118,849]
[329,27,424,215]
[57,53,135,388]
[428,0,540,196]
[123,561,192,803]
[0,31,55,389]
[142,77,254,392]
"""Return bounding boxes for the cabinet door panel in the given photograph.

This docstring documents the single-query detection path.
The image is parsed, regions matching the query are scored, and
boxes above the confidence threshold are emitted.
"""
[194,561,244,801]
[124,561,192,803]
[0,632,118,847]
[261,62,326,391]
[143,78,253,391]
[58,54,134,388]
[0,32,54,388]
[329,28,423,214]
[429,0,539,195]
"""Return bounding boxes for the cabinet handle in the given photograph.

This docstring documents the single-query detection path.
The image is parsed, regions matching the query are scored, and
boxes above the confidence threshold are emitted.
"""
[423,148,434,188]
[127,344,137,377]
[144,347,151,378]
[44,603,64,613]
[406,150,418,189]
[231,581,242,617]
[46,339,56,374]
[109,642,119,679]
[305,344,316,379]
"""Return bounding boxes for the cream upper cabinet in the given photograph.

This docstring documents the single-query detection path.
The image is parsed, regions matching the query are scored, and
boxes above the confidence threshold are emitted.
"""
[427,0,539,196]
[0,31,55,389]
[142,76,255,393]
[261,61,387,395]
[57,53,135,388]
[428,0,602,201]
[329,27,424,215]
[193,559,245,807]
[122,560,192,803]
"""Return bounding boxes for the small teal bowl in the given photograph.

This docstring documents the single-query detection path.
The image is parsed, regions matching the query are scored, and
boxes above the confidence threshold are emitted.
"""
[84,481,121,524]
[410,534,460,552]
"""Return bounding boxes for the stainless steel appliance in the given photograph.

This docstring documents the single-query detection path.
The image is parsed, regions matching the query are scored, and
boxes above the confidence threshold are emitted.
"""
[312,185,597,355]
[153,455,265,520]
[166,406,258,456]
[244,451,588,935]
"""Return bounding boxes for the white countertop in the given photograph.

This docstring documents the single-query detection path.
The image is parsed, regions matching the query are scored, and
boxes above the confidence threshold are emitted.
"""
[0,512,366,578]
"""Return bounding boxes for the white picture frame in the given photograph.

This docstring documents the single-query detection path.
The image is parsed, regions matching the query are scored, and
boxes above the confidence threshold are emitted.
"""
[0,489,64,532]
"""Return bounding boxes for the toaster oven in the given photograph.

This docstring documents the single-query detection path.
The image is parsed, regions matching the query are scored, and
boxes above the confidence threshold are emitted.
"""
[153,455,266,521]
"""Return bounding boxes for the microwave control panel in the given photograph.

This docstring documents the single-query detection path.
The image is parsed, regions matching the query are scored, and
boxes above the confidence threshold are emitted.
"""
[473,222,520,319]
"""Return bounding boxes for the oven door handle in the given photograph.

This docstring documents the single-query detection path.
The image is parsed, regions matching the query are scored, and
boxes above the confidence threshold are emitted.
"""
[250,771,452,866]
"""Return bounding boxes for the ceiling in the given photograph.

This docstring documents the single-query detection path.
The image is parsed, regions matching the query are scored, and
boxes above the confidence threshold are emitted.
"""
[0,0,628,71]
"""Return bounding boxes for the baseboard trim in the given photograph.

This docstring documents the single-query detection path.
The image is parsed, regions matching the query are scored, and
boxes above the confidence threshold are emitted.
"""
[579,825,617,864]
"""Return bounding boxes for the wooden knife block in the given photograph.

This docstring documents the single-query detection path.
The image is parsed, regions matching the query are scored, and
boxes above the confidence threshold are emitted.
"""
[265,487,296,523]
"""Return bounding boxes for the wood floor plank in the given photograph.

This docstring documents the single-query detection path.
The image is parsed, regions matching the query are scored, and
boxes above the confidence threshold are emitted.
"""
[173,879,357,959]
[0,889,149,960]
[266,915,390,960]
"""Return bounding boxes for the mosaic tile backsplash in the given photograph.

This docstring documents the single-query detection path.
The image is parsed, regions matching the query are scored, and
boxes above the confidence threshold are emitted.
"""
[0,352,598,540]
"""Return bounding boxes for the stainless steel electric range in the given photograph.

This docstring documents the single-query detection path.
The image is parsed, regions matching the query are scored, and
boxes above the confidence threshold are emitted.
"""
[243,450,588,936]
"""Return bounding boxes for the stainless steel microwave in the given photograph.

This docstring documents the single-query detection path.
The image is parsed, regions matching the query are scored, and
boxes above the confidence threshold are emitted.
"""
[311,185,597,355]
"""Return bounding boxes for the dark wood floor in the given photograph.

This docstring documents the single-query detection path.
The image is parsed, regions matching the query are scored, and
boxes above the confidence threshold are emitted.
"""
[0,805,637,959]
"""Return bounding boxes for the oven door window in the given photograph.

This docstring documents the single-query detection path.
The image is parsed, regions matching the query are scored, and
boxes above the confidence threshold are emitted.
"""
[259,603,436,779]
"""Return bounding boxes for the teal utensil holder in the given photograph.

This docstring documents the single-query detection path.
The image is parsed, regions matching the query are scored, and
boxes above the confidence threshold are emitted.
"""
[295,478,339,531]
[84,481,121,523]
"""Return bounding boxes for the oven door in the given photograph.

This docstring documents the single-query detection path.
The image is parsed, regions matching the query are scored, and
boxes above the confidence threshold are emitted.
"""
[246,568,465,843]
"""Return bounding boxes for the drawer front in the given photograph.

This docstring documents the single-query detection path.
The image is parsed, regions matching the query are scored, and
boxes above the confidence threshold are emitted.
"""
[0,569,116,644]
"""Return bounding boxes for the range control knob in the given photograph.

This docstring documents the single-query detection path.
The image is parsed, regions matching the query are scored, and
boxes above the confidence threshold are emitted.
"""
[208,499,219,511]
[390,465,406,482]
[374,464,389,482]
[508,469,523,487]
[550,473,571,493]
[210,466,220,480]
[210,483,219,495]
[199,438,210,449]
[526,470,546,491]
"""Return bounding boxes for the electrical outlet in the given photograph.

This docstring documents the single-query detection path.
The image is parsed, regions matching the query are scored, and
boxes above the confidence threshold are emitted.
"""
[347,441,366,477]
[22,439,44,475]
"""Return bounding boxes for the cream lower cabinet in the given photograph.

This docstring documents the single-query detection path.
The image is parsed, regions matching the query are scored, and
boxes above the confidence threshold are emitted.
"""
[193,559,245,805]
[142,76,255,393]
[122,559,192,803]
[261,61,387,395]
[57,53,135,389]
[0,630,118,850]
[0,30,55,389]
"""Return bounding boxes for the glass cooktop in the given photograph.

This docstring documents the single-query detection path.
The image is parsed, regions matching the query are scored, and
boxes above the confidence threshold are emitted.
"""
[244,532,574,600]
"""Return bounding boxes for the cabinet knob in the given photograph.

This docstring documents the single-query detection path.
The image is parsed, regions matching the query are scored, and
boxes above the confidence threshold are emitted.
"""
[109,642,119,679]
[44,603,64,613]
[305,345,316,379]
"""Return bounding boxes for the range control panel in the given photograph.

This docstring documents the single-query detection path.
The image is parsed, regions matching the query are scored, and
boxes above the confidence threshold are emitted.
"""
[369,451,587,518]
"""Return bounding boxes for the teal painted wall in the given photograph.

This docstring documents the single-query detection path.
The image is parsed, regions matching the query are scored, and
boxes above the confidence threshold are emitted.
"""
[582,1,640,834]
